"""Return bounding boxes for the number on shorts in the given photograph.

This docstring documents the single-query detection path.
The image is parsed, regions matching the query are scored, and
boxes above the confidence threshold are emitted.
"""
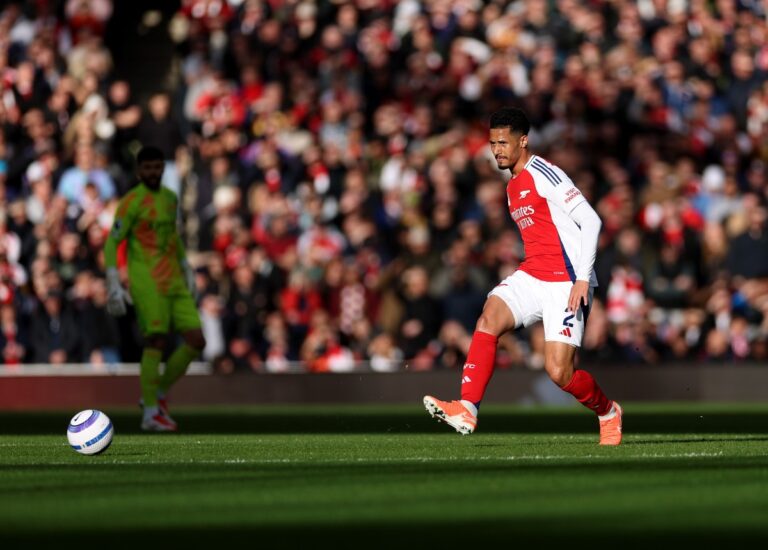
[562,310,575,328]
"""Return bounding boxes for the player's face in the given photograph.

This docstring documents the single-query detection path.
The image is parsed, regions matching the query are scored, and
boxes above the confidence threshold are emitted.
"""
[489,128,527,170]
[138,159,165,188]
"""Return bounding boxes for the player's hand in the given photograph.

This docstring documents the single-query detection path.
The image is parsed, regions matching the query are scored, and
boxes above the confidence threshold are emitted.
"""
[568,280,590,314]
[181,259,198,301]
[105,267,132,317]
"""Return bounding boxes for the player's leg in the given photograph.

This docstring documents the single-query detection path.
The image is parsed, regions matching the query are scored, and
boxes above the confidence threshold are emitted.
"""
[138,333,177,431]
[158,329,204,397]
[424,274,524,434]
[140,334,165,413]
[459,296,516,407]
[542,285,622,445]
[157,293,206,422]
[543,340,612,412]
[133,291,176,432]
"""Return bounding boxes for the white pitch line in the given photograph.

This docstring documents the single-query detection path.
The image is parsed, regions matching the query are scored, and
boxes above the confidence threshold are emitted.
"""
[0,443,56,447]
[8,451,733,466]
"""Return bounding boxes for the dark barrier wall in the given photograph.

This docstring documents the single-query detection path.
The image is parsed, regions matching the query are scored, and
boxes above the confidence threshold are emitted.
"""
[1,367,767,410]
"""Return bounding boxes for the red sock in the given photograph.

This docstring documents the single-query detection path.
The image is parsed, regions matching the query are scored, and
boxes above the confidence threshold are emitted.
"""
[460,331,498,407]
[561,370,612,416]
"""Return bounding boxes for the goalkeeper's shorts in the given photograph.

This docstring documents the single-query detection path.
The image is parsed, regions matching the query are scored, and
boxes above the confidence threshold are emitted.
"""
[132,289,201,336]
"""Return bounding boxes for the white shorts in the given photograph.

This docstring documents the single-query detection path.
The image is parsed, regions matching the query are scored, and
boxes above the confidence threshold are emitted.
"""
[488,270,593,347]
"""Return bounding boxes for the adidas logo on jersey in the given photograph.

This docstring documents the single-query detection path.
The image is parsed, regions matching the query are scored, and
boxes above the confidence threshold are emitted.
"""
[559,327,572,337]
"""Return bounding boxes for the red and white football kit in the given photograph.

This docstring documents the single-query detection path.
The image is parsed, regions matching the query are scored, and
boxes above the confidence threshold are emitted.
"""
[425,152,620,441]
[489,155,601,346]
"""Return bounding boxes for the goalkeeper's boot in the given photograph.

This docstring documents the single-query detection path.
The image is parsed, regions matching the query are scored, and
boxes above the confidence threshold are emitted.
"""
[141,412,177,432]
[423,396,477,435]
[157,396,178,430]
[140,398,178,430]
[599,401,623,446]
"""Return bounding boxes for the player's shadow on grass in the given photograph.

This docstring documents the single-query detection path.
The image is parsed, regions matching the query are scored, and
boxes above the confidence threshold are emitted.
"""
[631,435,768,444]
[2,456,764,477]
[4,521,768,546]
[3,409,768,435]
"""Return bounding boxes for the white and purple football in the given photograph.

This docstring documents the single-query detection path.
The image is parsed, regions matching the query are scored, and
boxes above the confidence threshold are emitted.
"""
[67,409,114,455]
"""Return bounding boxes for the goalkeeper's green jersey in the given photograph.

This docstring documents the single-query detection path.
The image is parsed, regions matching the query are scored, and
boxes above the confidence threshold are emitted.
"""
[104,183,188,298]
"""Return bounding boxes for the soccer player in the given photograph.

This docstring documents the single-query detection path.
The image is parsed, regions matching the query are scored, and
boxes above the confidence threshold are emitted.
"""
[423,108,623,445]
[104,146,206,432]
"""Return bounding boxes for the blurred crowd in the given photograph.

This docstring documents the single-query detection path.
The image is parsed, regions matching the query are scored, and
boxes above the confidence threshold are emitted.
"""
[1,0,768,371]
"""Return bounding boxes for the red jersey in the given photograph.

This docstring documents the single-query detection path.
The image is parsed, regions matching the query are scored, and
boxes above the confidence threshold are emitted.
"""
[506,155,598,286]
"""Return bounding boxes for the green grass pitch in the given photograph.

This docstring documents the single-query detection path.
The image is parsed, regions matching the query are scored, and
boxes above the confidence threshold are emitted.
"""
[1,403,767,546]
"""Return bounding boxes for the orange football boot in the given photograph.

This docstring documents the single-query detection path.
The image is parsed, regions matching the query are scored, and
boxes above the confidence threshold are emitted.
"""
[423,396,477,435]
[599,401,623,445]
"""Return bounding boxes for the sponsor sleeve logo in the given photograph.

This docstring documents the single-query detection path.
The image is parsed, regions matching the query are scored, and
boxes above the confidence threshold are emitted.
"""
[564,187,582,204]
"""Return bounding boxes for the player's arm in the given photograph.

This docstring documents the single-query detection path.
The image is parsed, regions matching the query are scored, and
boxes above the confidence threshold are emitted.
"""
[103,194,137,316]
[533,166,601,282]
[533,165,601,311]
[568,202,602,283]
[104,193,137,268]
[566,201,601,313]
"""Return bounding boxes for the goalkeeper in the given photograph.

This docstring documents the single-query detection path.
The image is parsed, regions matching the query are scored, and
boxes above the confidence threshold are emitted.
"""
[104,146,205,432]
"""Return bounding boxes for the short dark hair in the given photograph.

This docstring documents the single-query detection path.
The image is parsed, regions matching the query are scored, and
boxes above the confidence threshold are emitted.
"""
[136,146,164,164]
[489,108,530,135]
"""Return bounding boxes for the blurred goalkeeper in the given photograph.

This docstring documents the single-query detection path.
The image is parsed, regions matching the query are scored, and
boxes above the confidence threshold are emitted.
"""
[103,146,205,432]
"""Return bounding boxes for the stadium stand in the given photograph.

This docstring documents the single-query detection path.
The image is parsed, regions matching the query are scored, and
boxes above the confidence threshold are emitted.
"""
[1,0,767,372]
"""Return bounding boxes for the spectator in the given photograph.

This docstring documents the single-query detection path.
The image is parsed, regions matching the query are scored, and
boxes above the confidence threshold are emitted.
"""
[72,273,120,364]
[0,303,27,365]
[107,80,141,169]
[645,242,696,309]
[398,265,441,360]
[24,161,54,225]
[137,91,183,161]
[726,205,768,280]
[29,291,81,364]
[57,143,116,205]
[368,332,404,372]
[279,269,323,352]
[200,294,226,362]
[431,235,485,325]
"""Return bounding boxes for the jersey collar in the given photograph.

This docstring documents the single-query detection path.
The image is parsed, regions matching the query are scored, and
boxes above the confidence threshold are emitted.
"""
[511,154,537,180]
[522,155,537,171]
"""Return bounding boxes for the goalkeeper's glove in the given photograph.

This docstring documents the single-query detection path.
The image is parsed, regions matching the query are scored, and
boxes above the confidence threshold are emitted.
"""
[105,267,132,316]
[181,259,198,301]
